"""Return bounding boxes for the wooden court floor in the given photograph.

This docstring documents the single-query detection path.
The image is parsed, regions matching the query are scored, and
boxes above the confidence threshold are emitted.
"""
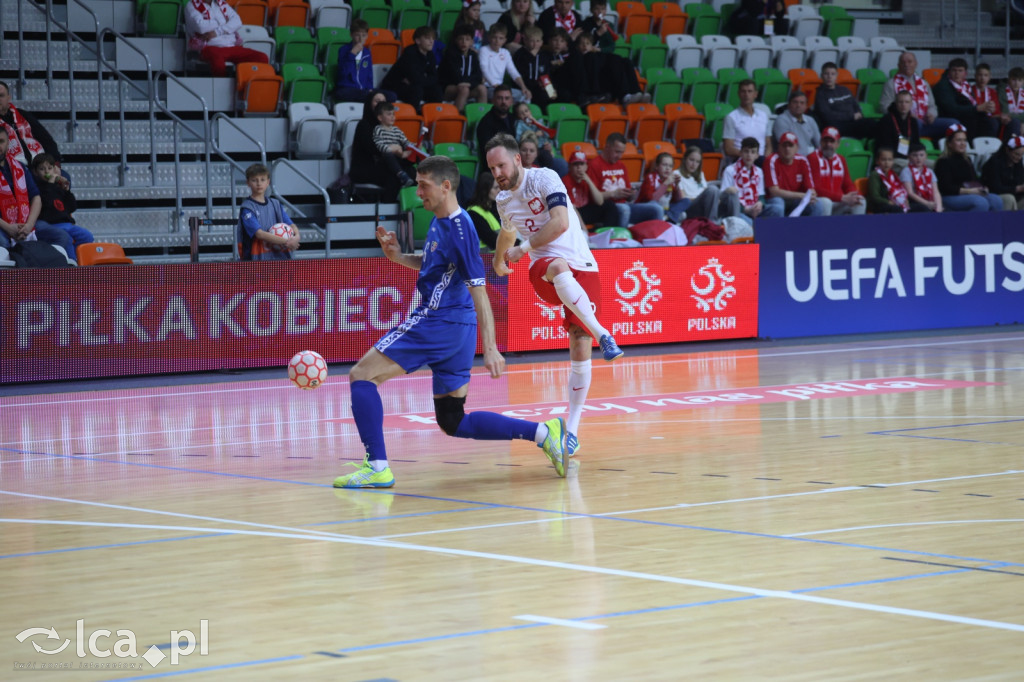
[2,329,1023,681]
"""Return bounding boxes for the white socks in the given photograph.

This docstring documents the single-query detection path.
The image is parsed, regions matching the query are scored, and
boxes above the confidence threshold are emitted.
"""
[534,422,549,445]
[566,359,592,435]
[552,271,608,341]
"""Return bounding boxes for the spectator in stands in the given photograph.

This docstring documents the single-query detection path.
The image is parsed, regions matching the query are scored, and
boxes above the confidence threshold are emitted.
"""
[900,142,943,212]
[973,63,1021,139]
[636,152,690,223]
[537,0,583,43]
[807,127,865,216]
[1001,67,1024,128]
[677,146,742,222]
[725,0,788,37]
[381,26,444,109]
[0,80,61,167]
[455,2,486,52]
[580,0,618,53]
[349,89,401,192]
[373,101,417,190]
[184,0,269,77]
[513,26,555,110]
[764,131,827,217]
[479,24,532,103]
[866,147,913,214]
[518,132,540,168]
[875,90,921,171]
[512,102,566,175]
[237,163,299,261]
[440,25,488,115]
[981,135,1024,210]
[496,0,536,53]
[813,62,876,141]
[476,85,517,164]
[467,171,501,251]
[723,79,772,162]
[934,57,998,141]
[773,90,820,157]
[0,126,77,259]
[880,51,958,141]
[30,153,94,259]
[722,136,781,223]
[934,123,1003,212]
[587,133,662,227]
[563,151,619,228]
[560,33,646,107]
[335,20,384,104]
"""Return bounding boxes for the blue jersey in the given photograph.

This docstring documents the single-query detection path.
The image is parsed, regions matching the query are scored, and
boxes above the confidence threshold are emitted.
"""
[412,207,486,325]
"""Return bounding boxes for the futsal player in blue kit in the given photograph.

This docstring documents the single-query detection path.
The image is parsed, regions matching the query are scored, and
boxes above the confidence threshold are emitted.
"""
[333,156,571,488]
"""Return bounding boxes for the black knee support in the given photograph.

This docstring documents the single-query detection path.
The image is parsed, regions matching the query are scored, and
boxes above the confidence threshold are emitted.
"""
[433,395,466,436]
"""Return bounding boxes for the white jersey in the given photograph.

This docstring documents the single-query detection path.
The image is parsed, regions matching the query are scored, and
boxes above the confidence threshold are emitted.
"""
[496,167,599,272]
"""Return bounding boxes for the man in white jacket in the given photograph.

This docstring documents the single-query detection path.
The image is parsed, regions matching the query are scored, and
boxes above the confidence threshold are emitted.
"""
[184,0,269,76]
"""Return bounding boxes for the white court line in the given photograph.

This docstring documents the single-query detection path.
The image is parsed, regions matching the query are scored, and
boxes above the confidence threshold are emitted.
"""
[4,333,1024,409]
[790,520,1024,537]
[3,514,1023,635]
[514,615,606,630]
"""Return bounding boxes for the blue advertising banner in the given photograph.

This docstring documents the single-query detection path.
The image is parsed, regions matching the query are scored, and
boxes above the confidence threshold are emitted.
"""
[757,212,1024,338]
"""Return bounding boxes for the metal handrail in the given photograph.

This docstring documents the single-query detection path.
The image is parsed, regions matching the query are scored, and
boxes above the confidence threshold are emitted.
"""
[269,158,330,256]
[211,113,268,218]
[155,70,215,221]
[97,28,158,179]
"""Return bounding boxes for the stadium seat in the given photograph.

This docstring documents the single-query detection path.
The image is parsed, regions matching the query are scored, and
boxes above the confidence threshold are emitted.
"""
[314,2,351,30]
[734,35,772,73]
[804,36,840,73]
[282,63,328,105]
[922,68,944,87]
[837,138,864,156]
[669,34,703,73]
[854,176,869,201]
[716,66,748,107]
[702,101,733,149]
[317,26,351,60]
[239,25,275,62]
[77,243,133,266]
[236,62,284,115]
[587,104,629,148]
[232,0,269,26]
[372,63,391,87]
[822,7,853,42]
[771,35,807,74]
[393,101,425,143]
[561,141,599,162]
[289,102,338,157]
[626,103,668,146]
[0,246,14,267]
[275,26,317,65]
[546,103,589,145]
[701,151,723,181]
[700,35,738,74]
[845,151,871,180]
[621,142,644,183]
[856,67,887,108]
[421,102,467,145]
[334,101,364,127]
[393,0,431,33]
[138,0,181,36]
[434,142,478,176]
[837,36,871,74]
[631,34,668,72]
[650,2,687,39]
[789,14,823,42]
[684,3,721,41]
[648,72,685,110]
[664,102,704,143]
[788,68,822,107]
[464,102,492,145]
[681,67,719,112]
[366,29,402,65]
[353,0,392,28]
[268,0,310,28]
[642,140,681,174]
[754,66,792,111]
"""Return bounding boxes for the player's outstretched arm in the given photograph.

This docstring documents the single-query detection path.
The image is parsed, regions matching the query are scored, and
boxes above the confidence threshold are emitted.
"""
[376,225,422,270]
[493,227,516,276]
[469,285,505,379]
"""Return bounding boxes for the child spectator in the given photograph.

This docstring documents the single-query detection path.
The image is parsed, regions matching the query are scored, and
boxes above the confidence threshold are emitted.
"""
[580,0,618,53]
[380,26,443,109]
[334,19,379,103]
[372,101,417,190]
[981,135,1024,210]
[518,132,540,168]
[636,152,690,223]
[513,26,555,109]
[479,24,532,102]
[813,62,876,140]
[721,136,780,223]
[513,101,552,149]
[867,146,911,213]
[563,151,619,228]
[899,142,943,212]
[1001,67,1024,127]
[676,146,742,222]
[974,63,1021,138]
[454,1,486,51]
[237,163,299,261]
[30,153,94,259]
[440,25,488,114]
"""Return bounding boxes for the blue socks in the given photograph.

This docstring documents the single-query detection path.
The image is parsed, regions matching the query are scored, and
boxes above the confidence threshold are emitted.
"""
[350,380,387,462]
[455,411,539,442]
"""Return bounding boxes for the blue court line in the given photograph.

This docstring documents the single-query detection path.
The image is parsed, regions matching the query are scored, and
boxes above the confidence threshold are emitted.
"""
[107,654,303,681]
[4,448,1022,569]
[0,533,227,560]
[869,418,1024,445]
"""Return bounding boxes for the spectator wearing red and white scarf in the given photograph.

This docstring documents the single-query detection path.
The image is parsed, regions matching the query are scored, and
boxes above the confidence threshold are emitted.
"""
[807,127,865,216]
[934,57,1002,140]
[764,132,828,217]
[1000,66,1024,126]
[184,0,269,76]
[879,51,960,141]
[720,136,782,223]
[537,0,583,43]
[0,80,61,167]
[866,146,911,214]
[974,63,1022,139]
[899,142,943,212]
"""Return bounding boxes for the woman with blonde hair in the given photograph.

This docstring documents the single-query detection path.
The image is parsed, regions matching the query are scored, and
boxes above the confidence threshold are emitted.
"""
[676,146,741,222]
[496,0,535,52]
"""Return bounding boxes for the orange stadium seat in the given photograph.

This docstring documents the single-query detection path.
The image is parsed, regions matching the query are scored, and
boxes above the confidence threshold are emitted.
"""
[626,102,668,147]
[236,61,283,115]
[922,67,944,87]
[393,101,425,143]
[701,151,723,181]
[232,0,268,26]
[561,141,599,161]
[587,103,628,148]
[642,140,681,174]
[421,102,467,145]
[77,243,134,266]
[788,68,823,107]
[268,0,309,27]
[664,102,704,144]
[651,2,687,39]
[621,141,644,183]
[366,30,402,65]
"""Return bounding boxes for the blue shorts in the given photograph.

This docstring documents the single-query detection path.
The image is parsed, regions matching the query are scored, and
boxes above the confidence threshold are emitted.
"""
[374,313,478,395]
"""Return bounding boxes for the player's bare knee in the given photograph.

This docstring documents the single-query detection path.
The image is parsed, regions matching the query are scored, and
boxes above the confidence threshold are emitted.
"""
[544,258,570,280]
[433,395,467,436]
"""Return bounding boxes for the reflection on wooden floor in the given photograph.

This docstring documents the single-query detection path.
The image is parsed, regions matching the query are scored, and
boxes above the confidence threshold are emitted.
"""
[2,329,1024,681]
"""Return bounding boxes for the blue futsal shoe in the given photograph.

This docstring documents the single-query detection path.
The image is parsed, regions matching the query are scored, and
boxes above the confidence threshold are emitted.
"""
[599,334,624,362]
[566,432,580,458]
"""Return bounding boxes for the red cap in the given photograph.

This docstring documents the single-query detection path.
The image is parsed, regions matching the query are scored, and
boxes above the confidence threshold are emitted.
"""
[821,126,841,141]
[779,132,798,146]
[1008,135,1024,149]
[570,151,588,164]
[946,123,967,138]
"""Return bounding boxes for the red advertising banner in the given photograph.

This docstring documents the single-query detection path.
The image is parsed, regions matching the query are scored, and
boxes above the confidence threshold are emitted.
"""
[505,245,760,351]
[0,246,758,384]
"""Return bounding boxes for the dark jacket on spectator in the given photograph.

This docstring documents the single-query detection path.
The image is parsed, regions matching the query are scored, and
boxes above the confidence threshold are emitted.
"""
[37,181,76,224]
[981,149,1024,197]
[934,153,982,196]
[875,102,920,159]
[439,45,483,89]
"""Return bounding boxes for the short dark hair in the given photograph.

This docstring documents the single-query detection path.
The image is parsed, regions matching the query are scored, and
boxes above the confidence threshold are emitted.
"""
[245,163,269,179]
[738,78,757,90]
[484,132,519,157]
[788,89,807,103]
[604,132,627,147]
[821,62,838,72]
[417,155,460,190]
[875,145,895,160]
[654,152,674,167]
[0,81,9,97]
[907,142,927,154]
[350,18,369,33]
[413,25,436,41]
[374,101,395,118]
[976,62,991,72]
[30,153,58,172]
[488,23,507,37]
[452,24,475,41]
[1010,67,1024,81]
[948,57,968,70]
[493,84,513,99]
[740,136,760,151]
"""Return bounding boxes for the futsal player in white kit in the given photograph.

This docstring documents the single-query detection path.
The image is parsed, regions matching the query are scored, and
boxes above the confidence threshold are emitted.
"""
[484,133,624,458]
